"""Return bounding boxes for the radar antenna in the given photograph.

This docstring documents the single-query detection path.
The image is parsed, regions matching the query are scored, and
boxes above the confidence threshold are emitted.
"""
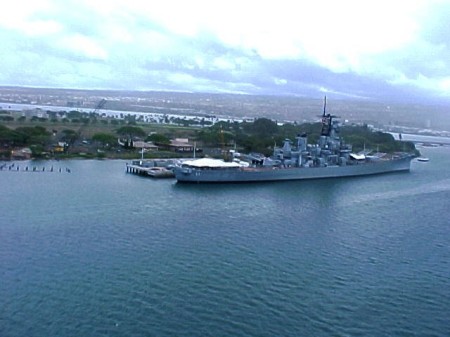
[319,96,338,137]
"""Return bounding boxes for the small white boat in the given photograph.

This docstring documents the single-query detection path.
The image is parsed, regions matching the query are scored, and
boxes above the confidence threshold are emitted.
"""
[417,157,429,162]
[147,167,175,178]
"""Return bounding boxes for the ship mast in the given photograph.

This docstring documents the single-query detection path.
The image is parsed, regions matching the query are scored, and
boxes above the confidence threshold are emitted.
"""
[320,96,333,137]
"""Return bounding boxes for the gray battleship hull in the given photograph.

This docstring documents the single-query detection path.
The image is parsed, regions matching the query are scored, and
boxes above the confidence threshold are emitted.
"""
[174,155,414,183]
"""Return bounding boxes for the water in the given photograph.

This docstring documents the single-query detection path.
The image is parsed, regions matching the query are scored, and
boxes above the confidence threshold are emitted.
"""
[1,147,449,337]
[391,132,450,144]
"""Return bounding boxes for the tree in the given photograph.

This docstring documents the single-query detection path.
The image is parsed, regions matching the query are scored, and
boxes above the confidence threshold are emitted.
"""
[92,133,117,148]
[14,126,51,146]
[116,126,146,139]
[125,115,137,125]
[61,129,78,145]
[244,118,278,137]
[67,110,82,119]
[146,133,170,144]
[0,124,20,145]
[47,111,58,119]
[30,144,45,157]
[0,115,14,121]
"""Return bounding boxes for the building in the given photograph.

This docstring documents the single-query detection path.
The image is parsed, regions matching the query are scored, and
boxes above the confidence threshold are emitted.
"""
[157,138,195,152]
[11,147,32,160]
[132,141,159,151]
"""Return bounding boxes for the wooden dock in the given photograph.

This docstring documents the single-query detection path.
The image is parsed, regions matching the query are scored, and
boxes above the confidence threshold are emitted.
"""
[126,159,176,178]
[0,162,72,173]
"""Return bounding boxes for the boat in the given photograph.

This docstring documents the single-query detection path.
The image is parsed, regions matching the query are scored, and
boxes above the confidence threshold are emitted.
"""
[147,166,175,178]
[173,98,416,183]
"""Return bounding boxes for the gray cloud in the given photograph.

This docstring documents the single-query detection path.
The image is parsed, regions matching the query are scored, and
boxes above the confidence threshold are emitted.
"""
[1,1,449,105]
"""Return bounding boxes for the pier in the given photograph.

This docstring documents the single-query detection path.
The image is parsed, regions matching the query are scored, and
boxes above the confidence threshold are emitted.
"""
[126,159,177,178]
[0,162,72,173]
[126,163,155,176]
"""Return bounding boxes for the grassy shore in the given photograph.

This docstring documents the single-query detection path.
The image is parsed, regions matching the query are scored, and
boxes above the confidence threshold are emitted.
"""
[1,116,202,160]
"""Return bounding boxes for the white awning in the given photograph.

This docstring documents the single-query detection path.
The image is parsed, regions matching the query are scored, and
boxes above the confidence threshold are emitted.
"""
[350,153,366,160]
[183,158,241,168]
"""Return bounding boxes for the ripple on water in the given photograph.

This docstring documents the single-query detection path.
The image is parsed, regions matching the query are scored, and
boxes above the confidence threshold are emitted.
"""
[1,157,450,337]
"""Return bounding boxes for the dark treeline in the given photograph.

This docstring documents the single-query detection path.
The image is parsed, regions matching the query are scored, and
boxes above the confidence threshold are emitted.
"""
[0,117,417,159]
[196,118,417,155]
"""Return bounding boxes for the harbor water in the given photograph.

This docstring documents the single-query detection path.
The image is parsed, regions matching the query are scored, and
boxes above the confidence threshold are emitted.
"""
[1,146,449,337]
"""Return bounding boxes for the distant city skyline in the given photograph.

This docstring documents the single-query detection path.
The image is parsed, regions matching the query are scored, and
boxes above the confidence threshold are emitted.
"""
[1,0,449,104]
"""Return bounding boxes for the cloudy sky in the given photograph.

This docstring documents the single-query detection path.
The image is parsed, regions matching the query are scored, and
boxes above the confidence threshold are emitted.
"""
[1,0,449,103]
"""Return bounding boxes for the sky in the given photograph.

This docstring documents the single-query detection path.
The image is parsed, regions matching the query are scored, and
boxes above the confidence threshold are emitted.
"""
[1,0,450,103]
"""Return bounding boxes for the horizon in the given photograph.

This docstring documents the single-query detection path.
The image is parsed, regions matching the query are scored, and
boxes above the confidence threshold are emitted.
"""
[2,84,450,110]
[2,84,450,132]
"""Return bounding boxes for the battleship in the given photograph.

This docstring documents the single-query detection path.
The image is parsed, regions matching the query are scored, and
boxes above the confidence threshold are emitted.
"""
[173,99,416,183]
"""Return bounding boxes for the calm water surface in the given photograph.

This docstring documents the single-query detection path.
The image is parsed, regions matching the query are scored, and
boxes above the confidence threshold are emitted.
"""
[1,146,449,337]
